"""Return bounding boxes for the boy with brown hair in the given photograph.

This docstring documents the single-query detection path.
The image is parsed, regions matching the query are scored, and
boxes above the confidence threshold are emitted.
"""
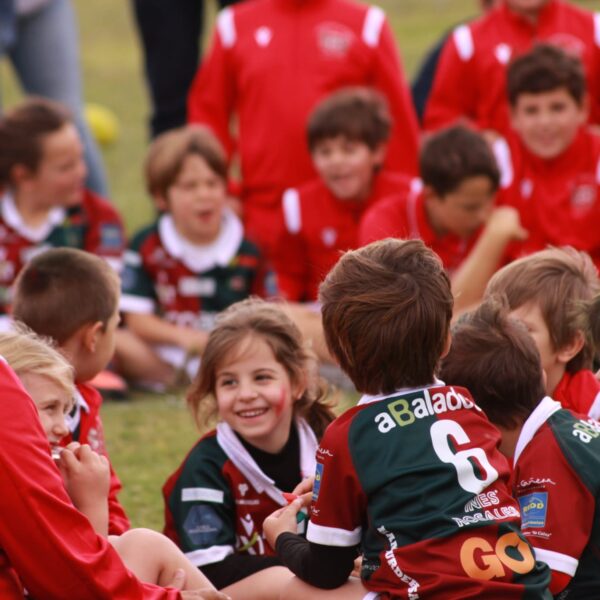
[359,124,527,311]
[495,44,600,269]
[485,246,600,417]
[263,238,551,598]
[440,298,600,597]
[273,87,408,303]
[12,247,130,534]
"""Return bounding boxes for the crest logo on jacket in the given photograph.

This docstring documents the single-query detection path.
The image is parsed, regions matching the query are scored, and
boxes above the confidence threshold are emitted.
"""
[316,23,354,58]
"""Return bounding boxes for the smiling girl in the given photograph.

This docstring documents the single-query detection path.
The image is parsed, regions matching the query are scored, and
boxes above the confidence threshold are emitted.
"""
[162,298,335,599]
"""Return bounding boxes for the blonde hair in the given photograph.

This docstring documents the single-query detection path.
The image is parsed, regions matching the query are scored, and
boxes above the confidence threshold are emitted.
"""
[0,326,75,400]
[188,298,335,439]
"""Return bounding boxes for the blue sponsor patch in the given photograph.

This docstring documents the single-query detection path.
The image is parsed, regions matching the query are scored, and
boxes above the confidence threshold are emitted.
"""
[519,492,548,529]
[183,505,224,546]
[100,224,124,250]
[312,462,324,502]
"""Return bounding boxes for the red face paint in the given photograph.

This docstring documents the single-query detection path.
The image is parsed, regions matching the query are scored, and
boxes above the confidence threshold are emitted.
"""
[274,387,287,418]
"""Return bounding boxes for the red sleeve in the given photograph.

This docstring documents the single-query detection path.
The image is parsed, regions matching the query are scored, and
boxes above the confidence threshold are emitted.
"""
[272,195,310,302]
[371,17,419,176]
[423,27,477,131]
[0,361,180,599]
[187,17,236,157]
[306,412,367,548]
[515,434,593,580]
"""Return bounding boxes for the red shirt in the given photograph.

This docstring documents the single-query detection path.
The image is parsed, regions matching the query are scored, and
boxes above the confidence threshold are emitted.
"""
[358,179,480,273]
[495,128,600,269]
[424,0,600,135]
[60,383,131,536]
[0,359,180,599]
[188,0,419,211]
[274,171,407,301]
[553,369,600,419]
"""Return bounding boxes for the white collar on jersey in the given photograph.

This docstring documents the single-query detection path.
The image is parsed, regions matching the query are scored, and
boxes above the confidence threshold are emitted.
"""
[358,378,445,406]
[513,396,562,467]
[1,190,66,243]
[216,418,318,505]
[158,208,244,273]
[65,387,90,435]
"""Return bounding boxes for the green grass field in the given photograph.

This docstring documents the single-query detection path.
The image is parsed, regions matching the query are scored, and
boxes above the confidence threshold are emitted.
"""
[1,0,598,530]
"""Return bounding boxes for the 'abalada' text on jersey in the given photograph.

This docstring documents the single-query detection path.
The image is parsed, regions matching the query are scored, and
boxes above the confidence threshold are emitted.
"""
[358,178,481,274]
[511,397,600,597]
[0,190,124,313]
[120,211,270,330]
[424,0,600,135]
[307,384,551,598]
[163,420,317,567]
[493,128,600,271]
[274,171,408,302]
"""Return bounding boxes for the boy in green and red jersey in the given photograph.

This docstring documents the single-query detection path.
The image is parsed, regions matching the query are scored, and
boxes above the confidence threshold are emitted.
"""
[441,298,600,597]
[263,239,551,599]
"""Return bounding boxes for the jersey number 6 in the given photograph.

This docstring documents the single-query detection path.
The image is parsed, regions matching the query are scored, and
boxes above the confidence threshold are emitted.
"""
[430,420,499,494]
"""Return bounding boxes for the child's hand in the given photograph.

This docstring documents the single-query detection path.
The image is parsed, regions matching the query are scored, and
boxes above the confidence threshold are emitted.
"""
[292,476,314,497]
[169,570,232,600]
[485,206,528,242]
[263,498,303,548]
[58,444,110,512]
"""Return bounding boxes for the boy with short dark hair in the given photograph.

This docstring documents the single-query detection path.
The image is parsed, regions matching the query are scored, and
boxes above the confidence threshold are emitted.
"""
[495,44,600,269]
[12,247,130,535]
[263,238,551,598]
[485,246,600,417]
[273,87,408,303]
[359,125,527,311]
[440,298,600,597]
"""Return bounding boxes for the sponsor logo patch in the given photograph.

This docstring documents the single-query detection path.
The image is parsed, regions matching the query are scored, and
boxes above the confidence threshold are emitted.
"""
[312,462,324,502]
[519,492,548,529]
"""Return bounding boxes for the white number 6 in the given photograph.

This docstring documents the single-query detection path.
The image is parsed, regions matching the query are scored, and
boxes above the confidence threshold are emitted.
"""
[430,420,499,494]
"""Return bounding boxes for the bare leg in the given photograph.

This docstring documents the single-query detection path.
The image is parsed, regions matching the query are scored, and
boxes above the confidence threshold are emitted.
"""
[109,529,214,590]
[279,576,370,600]
[114,329,175,386]
[221,567,294,600]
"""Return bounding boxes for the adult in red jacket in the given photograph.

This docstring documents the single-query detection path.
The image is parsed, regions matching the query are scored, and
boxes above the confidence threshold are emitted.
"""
[424,0,600,136]
[0,358,212,599]
[187,0,419,258]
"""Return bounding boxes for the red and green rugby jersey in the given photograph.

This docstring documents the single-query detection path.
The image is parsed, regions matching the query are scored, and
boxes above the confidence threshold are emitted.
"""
[307,384,551,599]
[120,212,273,329]
[0,190,124,313]
[163,420,317,567]
[511,397,600,598]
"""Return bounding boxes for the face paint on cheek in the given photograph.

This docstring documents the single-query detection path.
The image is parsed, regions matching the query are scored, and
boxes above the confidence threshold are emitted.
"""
[274,387,287,418]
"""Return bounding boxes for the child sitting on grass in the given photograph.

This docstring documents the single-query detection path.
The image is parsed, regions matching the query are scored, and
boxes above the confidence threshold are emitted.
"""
[440,298,600,597]
[12,247,129,534]
[0,326,227,599]
[0,98,125,321]
[273,87,408,304]
[120,126,271,387]
[163,298,335,599]
[485,246,600,417]
[263,238,551,598]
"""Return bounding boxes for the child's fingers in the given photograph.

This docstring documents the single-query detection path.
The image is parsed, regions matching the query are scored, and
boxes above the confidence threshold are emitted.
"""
[166,568,186,590]
[292,476,314,496]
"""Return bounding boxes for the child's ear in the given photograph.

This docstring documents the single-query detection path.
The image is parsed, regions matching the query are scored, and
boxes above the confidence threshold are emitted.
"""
[372,143,387,168]
[83,321,105,353]
[10,164,33,187]
[557,330,585,365]
[153,193,169,212]
[422,184,441,204]
[291,375,307,403]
